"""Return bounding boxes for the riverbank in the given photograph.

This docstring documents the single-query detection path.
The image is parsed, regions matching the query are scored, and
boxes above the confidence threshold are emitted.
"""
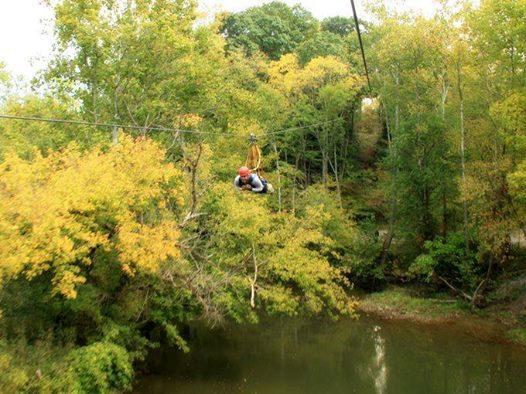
[357,286,526,346]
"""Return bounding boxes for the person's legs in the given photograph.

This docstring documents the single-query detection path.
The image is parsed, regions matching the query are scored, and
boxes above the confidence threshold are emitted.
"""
[258,177,274,194]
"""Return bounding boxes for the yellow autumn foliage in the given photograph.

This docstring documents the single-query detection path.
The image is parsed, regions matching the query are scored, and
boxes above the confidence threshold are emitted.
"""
[267,53,301,93]
[268,54,354,97]
[0,135,186,298]
[173,113,203,129]
[206,183,354,317]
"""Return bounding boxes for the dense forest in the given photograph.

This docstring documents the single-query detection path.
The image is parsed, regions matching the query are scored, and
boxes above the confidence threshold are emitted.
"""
[0,0,525,391]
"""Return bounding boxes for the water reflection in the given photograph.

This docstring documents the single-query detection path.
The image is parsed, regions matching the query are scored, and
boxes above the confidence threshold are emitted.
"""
[371,326,387,394]
[135,317,526,394]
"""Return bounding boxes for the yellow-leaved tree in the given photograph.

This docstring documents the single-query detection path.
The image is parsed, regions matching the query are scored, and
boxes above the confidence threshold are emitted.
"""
[203,183,355,320]
[0,135,186,298]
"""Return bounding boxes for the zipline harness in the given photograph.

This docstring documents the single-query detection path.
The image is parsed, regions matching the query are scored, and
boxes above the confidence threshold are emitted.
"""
[245,133,262,174]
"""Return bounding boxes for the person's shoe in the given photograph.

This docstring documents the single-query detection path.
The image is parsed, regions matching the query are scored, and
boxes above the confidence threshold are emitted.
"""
[267,183,275,193]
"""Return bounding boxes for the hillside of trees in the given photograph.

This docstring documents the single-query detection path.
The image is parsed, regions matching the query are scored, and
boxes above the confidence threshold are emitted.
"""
[0,0,525,391]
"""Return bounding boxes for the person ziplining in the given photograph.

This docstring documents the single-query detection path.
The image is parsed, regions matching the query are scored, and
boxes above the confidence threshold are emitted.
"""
[0,117,333,198]
[234,166,274,194]
[231,1,371,198]
[234,133,274,194]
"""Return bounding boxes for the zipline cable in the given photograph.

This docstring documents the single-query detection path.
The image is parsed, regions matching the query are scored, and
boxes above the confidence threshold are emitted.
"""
[266,118,342,136]
[0,113,344,139]
[0,110,347,179]
[1,6,369,141]
[349,0,372,92]
[0,114,223,136]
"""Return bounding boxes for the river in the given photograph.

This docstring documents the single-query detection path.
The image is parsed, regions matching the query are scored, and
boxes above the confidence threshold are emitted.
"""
[134,316,526,394]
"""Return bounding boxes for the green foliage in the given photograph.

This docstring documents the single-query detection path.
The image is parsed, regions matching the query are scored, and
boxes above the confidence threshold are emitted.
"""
[47,0,221,135]
[494,92,526,221]
[410,233,479,291]
[267,54,363,186]
[491,92,526,156]
[296,31,348,66]
[67,342,133,393]
[0,96,105,159]
[507,328,526,346]
[321,16,354,37]
[0,276,67,342]
[0,61,8,83]
[368,12,458,253]
[163,323,190,353]
[203,183,355,319]
[297,185,383,285]
[0,338,81,393]
[509,161,526,206]
[0,61,10,104]
[2,0,526,390]
[0,351,29,393]
[468,0,526,91]
[220,1,318,60]
[359,286,468,322]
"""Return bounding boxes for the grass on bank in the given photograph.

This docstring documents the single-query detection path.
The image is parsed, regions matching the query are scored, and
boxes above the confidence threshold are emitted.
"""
[359,286,526,346]
[506,328,526,346]
[358,286,468,322]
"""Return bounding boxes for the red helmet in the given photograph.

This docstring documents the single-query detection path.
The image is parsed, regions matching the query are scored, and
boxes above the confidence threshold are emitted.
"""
[238,166,251,176]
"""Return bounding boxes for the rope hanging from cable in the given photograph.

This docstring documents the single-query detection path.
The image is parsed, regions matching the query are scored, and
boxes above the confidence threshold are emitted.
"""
[245,133,262,174]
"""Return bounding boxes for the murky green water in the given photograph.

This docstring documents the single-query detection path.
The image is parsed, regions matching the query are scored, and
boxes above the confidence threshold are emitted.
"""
[134,317,526,394]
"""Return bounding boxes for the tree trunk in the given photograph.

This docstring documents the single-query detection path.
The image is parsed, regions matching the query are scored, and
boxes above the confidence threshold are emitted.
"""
[250,243,258,309]
[112,89,119,145]
[440,77,450,238]
[471,255,494,308]
[457,58,469,252]
[293,154,300,215]
[329,144,343,209]
[273,143,282,213]
[321,148,329,185]
[380,102,398,265]
[422,186,433,242]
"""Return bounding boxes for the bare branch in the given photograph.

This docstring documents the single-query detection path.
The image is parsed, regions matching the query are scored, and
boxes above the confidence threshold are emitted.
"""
[437,275,472,302]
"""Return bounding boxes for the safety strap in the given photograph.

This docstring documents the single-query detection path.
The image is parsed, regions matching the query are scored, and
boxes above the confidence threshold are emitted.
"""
[245,144,262,173]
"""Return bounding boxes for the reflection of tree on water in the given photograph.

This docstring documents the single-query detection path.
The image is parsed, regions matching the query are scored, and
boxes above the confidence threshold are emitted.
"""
[136,318,526,394]
[370,325,387,394]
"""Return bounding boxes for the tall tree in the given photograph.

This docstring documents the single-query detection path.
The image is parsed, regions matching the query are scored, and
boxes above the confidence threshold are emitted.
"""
[46,0,223,139]
[369,10,457,254]
[296,31,348,66]
[220,1,318,60]
[321,16,355,37]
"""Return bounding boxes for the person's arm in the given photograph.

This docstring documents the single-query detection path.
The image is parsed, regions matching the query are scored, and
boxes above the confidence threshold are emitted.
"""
[250,175,264,193]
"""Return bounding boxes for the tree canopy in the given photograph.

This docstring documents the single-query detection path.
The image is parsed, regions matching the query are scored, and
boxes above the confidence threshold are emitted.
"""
[220,1,318,60]
[1,0,526,391]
